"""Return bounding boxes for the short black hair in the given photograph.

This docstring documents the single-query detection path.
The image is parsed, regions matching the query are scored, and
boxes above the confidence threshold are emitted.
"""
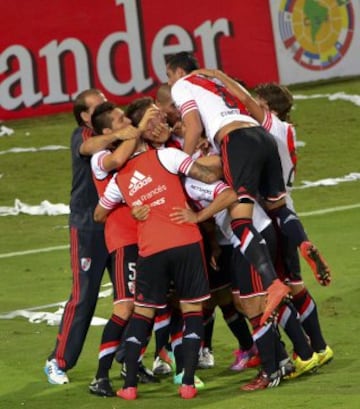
[166,52,199,74]
[126,97,154,127]
[91,101,117,135]
[73,88,103,126]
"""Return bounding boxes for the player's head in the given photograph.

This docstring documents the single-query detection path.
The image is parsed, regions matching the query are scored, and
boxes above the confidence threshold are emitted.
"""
[254,83,293,121]
[155,83,180,127]
[91,101,130,135]
[166,52,200,86]
[126,97,155,127]
[127,97,168,147]
[73,88,106,127]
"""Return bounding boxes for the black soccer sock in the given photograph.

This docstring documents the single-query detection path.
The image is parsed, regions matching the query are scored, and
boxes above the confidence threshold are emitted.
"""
[278,302,313,360]
[123,313,153,388]
[250,315,278,376]
[182,311,204,386]
[231,218,277,288]
[291,288,327,352]
[268,205,308,247]
[153,307,171,358]
[96,314,128,379]
[220,303,254,351]
[202,307,216,350]
[170,309,184,375]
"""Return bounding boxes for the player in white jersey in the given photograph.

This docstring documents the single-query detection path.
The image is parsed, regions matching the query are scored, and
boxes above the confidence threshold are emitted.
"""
[166,52,291,327]
[192,69,333,373]
[193,68,331,285]
[171,179,294,390]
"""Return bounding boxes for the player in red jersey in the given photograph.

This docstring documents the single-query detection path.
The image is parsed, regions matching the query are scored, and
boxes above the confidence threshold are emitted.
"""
[94,139,233,400]
[88,102,160,396]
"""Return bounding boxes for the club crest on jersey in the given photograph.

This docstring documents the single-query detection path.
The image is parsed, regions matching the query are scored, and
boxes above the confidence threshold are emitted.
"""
[81,257,92,271]
[128,170,152,196]
[128,281,135,295]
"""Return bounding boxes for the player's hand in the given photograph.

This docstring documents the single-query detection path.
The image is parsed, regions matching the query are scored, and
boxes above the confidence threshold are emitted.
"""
[114,125,141,141]
[209,245,222,271]
[171,121,183,137]
[209,255,219,271]
[131,205,150,221]
[151,123,170,141]
[138,106,161,134]
[169,207,198,224]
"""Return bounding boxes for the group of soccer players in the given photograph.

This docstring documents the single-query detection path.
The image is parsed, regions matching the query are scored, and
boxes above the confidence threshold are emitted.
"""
[44,52,333,399]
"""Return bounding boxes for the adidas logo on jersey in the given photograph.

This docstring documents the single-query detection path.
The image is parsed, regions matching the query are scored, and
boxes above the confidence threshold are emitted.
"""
[128,170,152,196]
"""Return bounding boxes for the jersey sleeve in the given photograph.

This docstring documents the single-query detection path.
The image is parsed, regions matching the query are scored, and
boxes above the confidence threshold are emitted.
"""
[91,150,111,180]
[171,78,198,119]
[262,111,290,145]
[184,178,230,203]
[98,173,124,209]
[157,147,195,175]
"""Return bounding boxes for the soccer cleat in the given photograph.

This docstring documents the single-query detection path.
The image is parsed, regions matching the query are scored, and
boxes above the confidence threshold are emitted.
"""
[89,377,115,397]
[173,371,205,389]
[246,354,261,368]
[279,358,295,378]
[230,344,258,371]
[300,241,331,286]
[317,345,334,367]
[285,352,319,379]
[198,347,215,369]
[138,362,160,383]
[241,370,281,391]
[158,347,176,372]
[44,359,69,385]
[152,356,172,375]
[121,363,160,384]
[260,279,290,326]
[179,384,198,399]
[116,386,137,400]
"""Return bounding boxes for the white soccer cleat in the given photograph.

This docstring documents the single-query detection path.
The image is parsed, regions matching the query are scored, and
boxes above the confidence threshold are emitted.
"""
[197,347,215,369]
[152,356,172,375]
[44,359,69,384]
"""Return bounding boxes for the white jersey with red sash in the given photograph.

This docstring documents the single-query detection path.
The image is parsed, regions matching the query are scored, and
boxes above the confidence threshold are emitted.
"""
[171,74,258,151]
[262,111,297,194]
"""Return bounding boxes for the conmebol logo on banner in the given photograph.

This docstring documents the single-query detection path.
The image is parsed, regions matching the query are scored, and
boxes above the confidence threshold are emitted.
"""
[278,0,354,71]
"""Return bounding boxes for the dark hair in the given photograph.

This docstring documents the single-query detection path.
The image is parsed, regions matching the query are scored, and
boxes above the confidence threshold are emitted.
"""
[166,52,199,74]
[91,101,118,135]
[254,83,293,121]
[73,88,103,126]
[155,83,172,104]
[126,97,154,127]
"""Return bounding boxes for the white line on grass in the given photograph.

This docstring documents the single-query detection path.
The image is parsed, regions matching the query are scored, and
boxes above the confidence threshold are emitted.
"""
[0,245,69,259]
[298,203,360,217]
[0,203,359,260]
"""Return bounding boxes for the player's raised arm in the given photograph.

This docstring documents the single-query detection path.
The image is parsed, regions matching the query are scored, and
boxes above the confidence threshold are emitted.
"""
[192,68,265,124]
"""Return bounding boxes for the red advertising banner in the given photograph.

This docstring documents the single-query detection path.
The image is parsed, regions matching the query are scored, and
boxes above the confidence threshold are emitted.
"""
[0,0,278,120]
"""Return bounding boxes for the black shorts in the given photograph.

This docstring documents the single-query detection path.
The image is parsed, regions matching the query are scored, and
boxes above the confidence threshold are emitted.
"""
[109,244,138,302]
[134,241,210,308]
[207,245,233,292]
[221,126,286,202]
